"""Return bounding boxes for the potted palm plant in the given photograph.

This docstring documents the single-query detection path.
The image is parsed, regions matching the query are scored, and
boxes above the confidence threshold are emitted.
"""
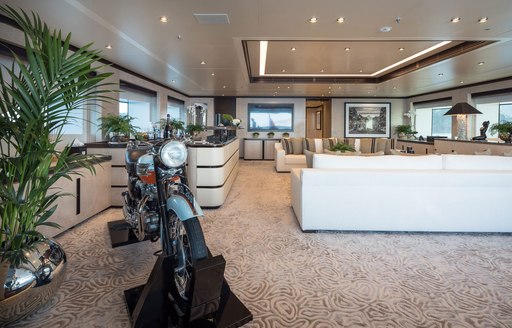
[185,123,205,140]
[0,6,113,324]
[490,122,512,143]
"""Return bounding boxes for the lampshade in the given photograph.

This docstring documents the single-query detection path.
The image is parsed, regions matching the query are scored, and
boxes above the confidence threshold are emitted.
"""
[444,102,482,116]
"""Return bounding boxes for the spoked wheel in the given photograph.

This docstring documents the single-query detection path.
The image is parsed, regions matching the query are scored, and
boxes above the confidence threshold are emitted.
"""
[167,211,208,311]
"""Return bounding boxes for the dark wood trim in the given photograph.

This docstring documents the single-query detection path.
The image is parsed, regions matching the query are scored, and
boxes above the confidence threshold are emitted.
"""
[408,76,512,99]
[472,87,512,99]
[412,97,452,106]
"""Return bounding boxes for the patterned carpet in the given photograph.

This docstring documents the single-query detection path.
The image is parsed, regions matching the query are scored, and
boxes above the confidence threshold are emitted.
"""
[8,161,512,327]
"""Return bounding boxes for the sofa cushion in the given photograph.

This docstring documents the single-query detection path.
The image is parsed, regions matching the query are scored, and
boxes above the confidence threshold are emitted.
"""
[291,137,304,155]
[285,154,306,165]
[359,139,374,153]
[322,138,337,151]
[303,138,316,152]
[282,138,293,154]
[304,149,314,168]
[360,151,385,156]
[313,154,443,169]
[314,139,324,153]
[442,154,512,170]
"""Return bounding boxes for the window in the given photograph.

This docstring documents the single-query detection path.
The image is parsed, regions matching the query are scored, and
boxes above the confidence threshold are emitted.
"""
[119,82,157,131]
[413,99,452,138]
[431,107,452,137]
[167,97,185,123]
[474,91,512,138]
[247,103,294,132]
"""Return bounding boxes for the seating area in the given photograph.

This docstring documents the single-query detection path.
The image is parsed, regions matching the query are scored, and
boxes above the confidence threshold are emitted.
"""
[291,153,512,232]
[274,137,396,172]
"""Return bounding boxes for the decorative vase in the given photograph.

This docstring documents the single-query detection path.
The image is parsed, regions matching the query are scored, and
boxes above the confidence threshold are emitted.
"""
[0,238,67,325]
[499,132,512,143]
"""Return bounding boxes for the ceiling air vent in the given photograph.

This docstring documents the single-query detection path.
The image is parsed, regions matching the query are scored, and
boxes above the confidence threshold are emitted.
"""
[193,13,230,25]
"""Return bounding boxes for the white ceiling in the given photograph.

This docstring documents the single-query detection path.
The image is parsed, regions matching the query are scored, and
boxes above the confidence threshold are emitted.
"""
[1,0,512,98]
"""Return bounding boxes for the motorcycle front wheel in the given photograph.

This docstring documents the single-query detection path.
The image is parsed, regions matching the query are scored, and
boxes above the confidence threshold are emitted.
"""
[167,211,208,310]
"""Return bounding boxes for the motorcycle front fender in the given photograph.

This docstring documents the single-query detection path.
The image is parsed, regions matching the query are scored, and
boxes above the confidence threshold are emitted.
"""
[167,194,204,221]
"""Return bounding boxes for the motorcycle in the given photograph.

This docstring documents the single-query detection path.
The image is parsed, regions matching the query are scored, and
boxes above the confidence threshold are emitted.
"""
[122,138,208,311]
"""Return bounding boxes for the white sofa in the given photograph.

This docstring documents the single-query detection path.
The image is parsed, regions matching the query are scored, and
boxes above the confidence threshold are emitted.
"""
[275,137,394,172]
[291,154,512,232]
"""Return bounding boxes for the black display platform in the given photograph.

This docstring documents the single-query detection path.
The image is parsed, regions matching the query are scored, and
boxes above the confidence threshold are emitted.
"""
[124,254,252,328]
[108,219,149,248]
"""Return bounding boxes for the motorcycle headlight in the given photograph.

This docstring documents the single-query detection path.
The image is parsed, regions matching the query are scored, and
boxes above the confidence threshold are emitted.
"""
[160,140,187,168]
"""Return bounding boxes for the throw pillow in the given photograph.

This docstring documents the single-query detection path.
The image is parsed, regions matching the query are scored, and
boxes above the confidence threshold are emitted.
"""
[291,137,304,155]
[281,138,293,154]
[322,138,337,151]
[474,148,491,155]
[304,149,315,168]
[303,138,316,152]
[359,138,375,153]
[324,149,361,156]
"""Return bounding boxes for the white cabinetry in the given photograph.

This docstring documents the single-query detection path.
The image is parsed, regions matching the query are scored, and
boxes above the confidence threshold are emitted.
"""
[38,160,112,237]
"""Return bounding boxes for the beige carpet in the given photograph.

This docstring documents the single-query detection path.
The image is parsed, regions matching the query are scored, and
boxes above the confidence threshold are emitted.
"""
[8,160,512,327]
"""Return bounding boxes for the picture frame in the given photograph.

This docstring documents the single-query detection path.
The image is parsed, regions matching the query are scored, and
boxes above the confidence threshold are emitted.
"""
[315,111,322,130]
[344,102,391,138]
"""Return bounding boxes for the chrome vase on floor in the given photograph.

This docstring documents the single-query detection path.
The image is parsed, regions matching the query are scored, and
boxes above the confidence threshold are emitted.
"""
[0,238,67,325]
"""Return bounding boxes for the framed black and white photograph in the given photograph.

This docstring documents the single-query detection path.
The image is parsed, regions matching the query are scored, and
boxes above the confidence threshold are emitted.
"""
[344,102,391,138]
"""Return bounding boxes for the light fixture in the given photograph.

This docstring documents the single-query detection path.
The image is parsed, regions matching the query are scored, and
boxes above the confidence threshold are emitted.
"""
[320,69,324,73]
[277,86,281,89]
[344,47,350,51]
[478,17,488,23]
[308,17,318,23]
[171,80,176,83]
[291,47,297,51]
[438,73,444,76]
[222,85,226,89]
[105,44,113,49]
[379,26,392,32]
[398,47,405,51]
[444,102,482,140]
[451,17,461,23]
[359,69,363,73]
[160,16,168,23]
[210,73,215,76]
[460,81,464,84]
[200,61,206,65]
[281,69,286,73]
[177,35,182,40]
[336,17,345,23]
[478,61,485,66]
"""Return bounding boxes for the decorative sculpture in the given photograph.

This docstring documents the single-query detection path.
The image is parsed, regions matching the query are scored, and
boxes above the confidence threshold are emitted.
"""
[472,120,490,141]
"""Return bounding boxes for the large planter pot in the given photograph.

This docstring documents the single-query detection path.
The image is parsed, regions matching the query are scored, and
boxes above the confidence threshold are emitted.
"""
[0,238,67,325]
[499,132,512,143]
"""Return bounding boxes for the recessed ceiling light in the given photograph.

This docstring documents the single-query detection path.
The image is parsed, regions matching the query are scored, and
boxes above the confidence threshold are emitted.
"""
[460,81,464,84]
[277,86,281,89]
[177,35,182,40]
[438,73,444,76]
[338,86,341,89]
[287,86,290,89]
[309,17,318,23]
[171,80,176,83]
[393,86,397,90]
[281,69,286,73]
[200,61,206,65]
[328,91,331,94]
[291,47,297,51]
[398,47,405,51]
[321,94,325,97]
[320,69,324,73]
[359,69,363,73]
[344,47,350,51]
[478,61,485,66]
[210,73,215,76]
[222,85,226,88]
[478,17,488,23]
[336,17,345,23]
[328,86,331,89]
[451,17,461,23]
[105,44,112,49]
[160,16,168,23]
[379,26,392,32]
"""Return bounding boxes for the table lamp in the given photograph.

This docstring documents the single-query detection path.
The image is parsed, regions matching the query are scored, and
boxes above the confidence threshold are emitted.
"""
[444,102,482,140]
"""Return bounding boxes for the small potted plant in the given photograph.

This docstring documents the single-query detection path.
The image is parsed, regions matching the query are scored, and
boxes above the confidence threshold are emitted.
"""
[252,132,260,138]
[186,124,205,140]
[222,114,234,126]
[267,131,275,138]
[98,114,139,142]
[395,124,417,139]
[330,143,356,153]
[490,122,512,143]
